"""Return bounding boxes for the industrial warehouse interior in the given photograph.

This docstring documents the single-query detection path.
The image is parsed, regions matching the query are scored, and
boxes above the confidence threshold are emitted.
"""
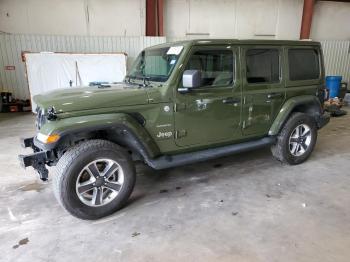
[1,0,350,261]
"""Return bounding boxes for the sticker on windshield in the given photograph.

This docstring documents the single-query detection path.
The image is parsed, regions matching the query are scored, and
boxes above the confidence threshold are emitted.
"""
[170,59,176,65]
[167,46,183,55]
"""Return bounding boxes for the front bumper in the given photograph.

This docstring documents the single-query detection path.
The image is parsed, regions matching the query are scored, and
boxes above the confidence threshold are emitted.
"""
[316,112,330,129]
[18,137,49,181]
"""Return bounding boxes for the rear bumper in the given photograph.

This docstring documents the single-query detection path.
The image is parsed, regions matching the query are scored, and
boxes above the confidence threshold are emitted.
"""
[316,112,330,129]
[18,137,49,181]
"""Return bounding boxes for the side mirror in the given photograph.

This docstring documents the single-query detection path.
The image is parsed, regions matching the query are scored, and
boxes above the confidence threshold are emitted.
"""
[178,70,201,93]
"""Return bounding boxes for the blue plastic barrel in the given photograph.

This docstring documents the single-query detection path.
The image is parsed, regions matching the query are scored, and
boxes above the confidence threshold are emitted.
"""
[326,76,342,98]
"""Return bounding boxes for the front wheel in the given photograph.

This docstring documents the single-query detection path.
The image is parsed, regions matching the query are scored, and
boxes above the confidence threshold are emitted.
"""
[271,112,318,165]
[53,140,136,220]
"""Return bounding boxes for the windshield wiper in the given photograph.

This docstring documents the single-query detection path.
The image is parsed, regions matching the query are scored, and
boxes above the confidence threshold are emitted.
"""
[124,75,140,86]
[124,74,153,88]
[142,76,151,87]
[124,75,132,83]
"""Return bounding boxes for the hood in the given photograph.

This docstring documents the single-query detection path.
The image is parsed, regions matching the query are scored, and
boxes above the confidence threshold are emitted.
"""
[33,83,149,114]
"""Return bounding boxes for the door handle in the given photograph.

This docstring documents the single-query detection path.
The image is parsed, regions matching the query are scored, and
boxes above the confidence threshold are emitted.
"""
[267,93,283,99]
[222,97,240,104]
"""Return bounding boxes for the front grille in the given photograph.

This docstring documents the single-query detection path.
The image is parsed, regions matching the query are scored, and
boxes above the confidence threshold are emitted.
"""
[35,107,47,131]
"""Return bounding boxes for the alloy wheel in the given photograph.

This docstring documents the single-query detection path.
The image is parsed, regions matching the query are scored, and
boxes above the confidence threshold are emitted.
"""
[288,124,312,157]
[75,159,124,207]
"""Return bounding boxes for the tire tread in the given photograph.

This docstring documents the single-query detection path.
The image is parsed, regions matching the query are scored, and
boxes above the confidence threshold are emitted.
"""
[271,112,317,165]
[53,139,135,220]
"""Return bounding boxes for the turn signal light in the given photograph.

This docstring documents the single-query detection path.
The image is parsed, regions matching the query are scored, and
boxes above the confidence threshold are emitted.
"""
[37,133,60,144]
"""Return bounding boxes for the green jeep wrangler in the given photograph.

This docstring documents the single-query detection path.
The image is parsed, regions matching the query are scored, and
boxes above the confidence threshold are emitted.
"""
[19,39,330,220]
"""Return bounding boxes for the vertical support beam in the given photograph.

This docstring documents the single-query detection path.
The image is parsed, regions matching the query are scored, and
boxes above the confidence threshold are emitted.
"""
[146,0,164,36]
[157,0,164,36]
[300,0,315,39]
[146,0,157,36]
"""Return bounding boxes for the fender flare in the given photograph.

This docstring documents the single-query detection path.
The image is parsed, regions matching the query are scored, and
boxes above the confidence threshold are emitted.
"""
[269,95,323,136]
[34,113,160,159]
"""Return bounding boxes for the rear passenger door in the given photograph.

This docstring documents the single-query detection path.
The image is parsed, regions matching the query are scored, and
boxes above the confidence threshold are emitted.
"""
[241,46,285,136]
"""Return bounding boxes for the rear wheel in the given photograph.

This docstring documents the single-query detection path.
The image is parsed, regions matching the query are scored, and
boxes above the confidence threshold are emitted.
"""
[53,139,136,220]
[271,113,317,165]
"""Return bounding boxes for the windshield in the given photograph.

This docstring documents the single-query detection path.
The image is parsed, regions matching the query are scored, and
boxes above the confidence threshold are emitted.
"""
[127,46,183,82]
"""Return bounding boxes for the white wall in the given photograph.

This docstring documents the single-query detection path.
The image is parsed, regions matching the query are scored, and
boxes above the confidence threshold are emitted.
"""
[311,1,350,40]
[0,0,145,36]
[87,0,145,36]
[1,0,349,40]
[165,0,304,40]
[0,34,166,99]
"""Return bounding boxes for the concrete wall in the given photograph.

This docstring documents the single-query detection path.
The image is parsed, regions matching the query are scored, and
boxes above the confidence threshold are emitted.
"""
[0,0,145,36]
[165,0,304,40]
[311,1,350,40]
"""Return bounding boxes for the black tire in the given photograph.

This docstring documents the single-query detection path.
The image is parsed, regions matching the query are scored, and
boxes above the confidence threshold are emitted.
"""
[271,112,317,165]
[53,139,136,220]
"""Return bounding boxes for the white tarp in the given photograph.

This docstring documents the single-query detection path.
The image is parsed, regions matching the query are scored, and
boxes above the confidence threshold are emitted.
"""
[25,53,127,111]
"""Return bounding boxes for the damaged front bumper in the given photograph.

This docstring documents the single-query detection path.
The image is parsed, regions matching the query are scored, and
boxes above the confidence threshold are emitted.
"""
[18,137,50,181]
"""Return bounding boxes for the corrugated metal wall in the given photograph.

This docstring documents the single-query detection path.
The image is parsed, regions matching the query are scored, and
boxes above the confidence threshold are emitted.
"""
[0,34,166,100]
[321,40,350,84]
[1,35,349,100]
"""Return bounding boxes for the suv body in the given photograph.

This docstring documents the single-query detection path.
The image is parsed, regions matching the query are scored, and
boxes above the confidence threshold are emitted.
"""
[19,39,329,219]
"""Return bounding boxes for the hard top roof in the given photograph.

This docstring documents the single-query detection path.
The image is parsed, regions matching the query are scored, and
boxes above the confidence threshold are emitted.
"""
[147,39,320,49]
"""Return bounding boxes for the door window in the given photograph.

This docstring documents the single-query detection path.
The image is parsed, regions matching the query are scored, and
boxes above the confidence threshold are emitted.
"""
[288,49,320,81]
[185,50,234,87]
[246,49,280,84]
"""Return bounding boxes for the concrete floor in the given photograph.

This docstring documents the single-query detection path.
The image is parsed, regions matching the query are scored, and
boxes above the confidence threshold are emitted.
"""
[0,109,350,262]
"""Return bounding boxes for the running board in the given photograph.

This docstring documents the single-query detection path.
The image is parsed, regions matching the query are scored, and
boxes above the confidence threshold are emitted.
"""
[146,136,276,170]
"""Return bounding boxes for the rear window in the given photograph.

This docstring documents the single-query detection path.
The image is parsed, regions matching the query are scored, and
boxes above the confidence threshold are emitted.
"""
[288,49,320,81]
[246,49,280,84]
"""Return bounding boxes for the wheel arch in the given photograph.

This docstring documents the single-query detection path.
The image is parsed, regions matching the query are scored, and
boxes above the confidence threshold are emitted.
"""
[35,113,160,161]
[269,95,323,136]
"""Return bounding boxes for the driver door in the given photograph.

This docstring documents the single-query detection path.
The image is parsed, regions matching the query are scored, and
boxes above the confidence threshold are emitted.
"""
[174,45,242,147]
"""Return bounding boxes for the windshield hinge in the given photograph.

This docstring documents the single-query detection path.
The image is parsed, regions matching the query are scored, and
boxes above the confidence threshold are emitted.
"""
[174,103,186,112]
[175,130,187,139]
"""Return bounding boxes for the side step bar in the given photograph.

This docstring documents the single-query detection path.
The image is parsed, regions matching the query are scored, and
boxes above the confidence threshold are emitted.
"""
[146,136,276,170]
